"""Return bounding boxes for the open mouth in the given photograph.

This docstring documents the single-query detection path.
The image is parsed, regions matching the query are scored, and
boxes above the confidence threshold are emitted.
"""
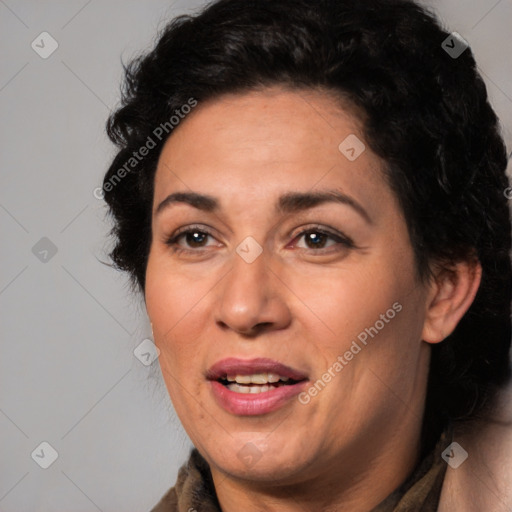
[207,359,309,414]
[218,373,304,394]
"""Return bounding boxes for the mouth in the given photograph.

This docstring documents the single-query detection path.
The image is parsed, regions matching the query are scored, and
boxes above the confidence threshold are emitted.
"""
[218,373,302,394]
[206,357,309,415]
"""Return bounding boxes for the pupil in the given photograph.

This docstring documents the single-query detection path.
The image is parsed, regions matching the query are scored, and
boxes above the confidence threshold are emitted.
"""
[307,232,325,248]
[187,232,206,246]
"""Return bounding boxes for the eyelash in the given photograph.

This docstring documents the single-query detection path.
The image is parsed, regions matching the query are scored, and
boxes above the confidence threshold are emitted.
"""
[164,224,355,255]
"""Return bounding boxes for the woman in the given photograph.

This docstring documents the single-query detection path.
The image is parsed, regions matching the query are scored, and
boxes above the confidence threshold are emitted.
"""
[102,0,512,510]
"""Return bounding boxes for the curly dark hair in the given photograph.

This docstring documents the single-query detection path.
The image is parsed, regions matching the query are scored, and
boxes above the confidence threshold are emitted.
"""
[103,0,512,451]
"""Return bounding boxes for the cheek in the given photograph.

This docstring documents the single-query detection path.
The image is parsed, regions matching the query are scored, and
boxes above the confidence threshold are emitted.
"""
[292,259,413,352]
[145,261,209,419]
[145,256,204,363]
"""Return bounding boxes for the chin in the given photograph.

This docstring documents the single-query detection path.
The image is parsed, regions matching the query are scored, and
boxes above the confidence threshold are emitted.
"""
[203,435,315,483]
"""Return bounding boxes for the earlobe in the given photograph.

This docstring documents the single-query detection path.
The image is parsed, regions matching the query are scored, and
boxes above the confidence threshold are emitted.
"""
[421,258,482,344]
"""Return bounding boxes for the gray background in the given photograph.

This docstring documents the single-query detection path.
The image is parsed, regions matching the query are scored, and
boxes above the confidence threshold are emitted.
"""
[1,1,511,510]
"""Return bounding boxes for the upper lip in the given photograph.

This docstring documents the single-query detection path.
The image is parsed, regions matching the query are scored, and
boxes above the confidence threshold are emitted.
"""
[206,357,309,381]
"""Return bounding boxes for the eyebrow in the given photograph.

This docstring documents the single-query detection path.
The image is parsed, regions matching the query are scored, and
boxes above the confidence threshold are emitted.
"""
[155,189,372,224]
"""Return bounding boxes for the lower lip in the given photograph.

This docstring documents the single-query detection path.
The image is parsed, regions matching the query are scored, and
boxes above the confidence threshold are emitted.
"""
[209,380,308,416]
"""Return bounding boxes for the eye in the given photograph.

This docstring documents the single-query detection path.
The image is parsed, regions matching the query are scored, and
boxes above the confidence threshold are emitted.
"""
[165,225,218,253]
[292,226,354,253]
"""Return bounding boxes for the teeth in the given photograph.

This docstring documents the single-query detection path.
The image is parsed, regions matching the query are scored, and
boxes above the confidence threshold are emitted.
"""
[250,373,272,384]
[225,373,290,384]
[226,383,273,393]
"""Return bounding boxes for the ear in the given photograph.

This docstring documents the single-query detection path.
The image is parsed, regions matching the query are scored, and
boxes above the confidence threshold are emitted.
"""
[421,257,482,344]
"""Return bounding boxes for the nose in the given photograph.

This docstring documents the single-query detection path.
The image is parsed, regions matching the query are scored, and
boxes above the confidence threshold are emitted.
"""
[215,243,291,336]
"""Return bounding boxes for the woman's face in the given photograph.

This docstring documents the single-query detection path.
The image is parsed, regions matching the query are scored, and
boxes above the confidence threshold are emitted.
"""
[145,87,433,485]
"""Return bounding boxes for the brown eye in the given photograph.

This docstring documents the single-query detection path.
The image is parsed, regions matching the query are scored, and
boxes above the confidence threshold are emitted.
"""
[180,230,210,248]
[302,231,331,249]
[293,227,354,253]
[165,225,217,253]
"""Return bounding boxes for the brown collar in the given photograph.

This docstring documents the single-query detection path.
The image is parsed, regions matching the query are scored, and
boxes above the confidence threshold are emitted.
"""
[150,428,452,512]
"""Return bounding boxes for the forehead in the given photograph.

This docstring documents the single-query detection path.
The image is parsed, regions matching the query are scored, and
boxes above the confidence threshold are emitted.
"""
[153,88,393,215]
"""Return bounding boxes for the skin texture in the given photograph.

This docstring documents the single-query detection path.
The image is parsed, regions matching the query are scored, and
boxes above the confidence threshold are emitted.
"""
[145,87,481,512]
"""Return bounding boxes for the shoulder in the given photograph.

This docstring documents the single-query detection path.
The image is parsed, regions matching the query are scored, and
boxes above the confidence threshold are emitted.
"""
[148,448,219,512]
[149,486,178,512]
[438,377,512,512]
